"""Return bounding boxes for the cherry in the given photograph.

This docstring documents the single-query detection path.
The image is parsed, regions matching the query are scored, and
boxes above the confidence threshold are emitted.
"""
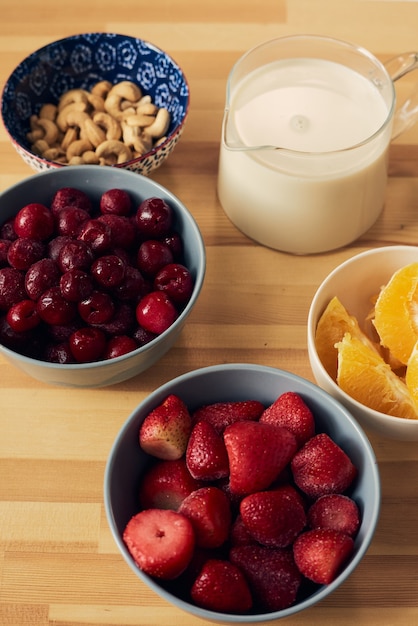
[69,327,107,362]
[0,315,35,351]
[97,214,137,250]
[154,263,194,304]
[163,231,183,260]
[47,235,72,263]
[93,302,136,336]
[0,218,17,241]
[104,335,138,359]
[0,240,11,267]
[133,325,156,347]
[25,258,61,300]
[114,265,149,302]
[78,291,115,324]
[36,286,77,325]
[7,237,45,270]
[55,206,90,237]
[60,269,93,302]
[0,267,26,311]
[50,187,92,216]
[77,218,111,254]
[136,291,178,334]
[14,203,54,240]
[58,239,94,273]
[100,188,132,216]
[91,254,126,289]
[6,299,40,332]
[44,341,75,364]
[136,197,172,238]
[137,240,173,276]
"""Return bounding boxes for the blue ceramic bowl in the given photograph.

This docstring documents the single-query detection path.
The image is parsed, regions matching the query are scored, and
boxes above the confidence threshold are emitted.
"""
[0,166,205,388]
[104,363,380,623]
[1,33,189,175]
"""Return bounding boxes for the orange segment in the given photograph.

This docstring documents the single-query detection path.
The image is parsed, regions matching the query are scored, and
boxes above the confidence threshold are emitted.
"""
[406,340,418,406]
[373,262,418,365]
[336,333,418,420]
[315,296,377,380]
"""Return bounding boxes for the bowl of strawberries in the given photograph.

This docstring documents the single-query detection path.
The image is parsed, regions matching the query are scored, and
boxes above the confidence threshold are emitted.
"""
[104,363,380,622]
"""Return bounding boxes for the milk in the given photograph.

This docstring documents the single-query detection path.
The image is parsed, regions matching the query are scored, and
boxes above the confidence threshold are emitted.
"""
[218,57,392,254]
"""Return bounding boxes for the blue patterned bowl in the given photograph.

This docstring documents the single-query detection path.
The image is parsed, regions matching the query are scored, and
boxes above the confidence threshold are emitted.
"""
[1,33,189,175]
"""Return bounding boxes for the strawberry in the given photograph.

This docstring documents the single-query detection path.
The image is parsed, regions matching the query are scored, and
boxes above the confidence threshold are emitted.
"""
[178,486,232,549]
[123,508,195,580]
[230,514,256,548]
[139,394,192,460]
[190,558,253,613]
[307,493,360,537]
[239,484,307,548]
[230,544,302,612]
[186,420,229,481]
[260,391,315,447]
[139,458,201,510]
[291,433,358,499]
[223,420,298,495]
[293,528,354,585]
[192,400,265,434]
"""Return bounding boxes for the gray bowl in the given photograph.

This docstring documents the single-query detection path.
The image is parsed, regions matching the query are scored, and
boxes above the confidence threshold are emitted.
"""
[104,363,380,622]
[0,166,205,388]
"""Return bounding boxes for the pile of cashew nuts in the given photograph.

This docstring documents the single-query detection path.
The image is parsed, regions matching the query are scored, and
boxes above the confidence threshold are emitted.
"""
[27,80,171,166]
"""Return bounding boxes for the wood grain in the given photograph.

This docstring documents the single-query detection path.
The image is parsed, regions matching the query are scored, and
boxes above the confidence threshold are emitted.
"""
[2,1,418,624]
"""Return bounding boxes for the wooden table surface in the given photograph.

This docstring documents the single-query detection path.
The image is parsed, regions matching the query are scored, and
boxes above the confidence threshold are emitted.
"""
[2,1,418,625]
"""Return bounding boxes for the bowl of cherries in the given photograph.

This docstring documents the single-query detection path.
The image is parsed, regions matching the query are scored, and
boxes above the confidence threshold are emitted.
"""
[0,165,205,387]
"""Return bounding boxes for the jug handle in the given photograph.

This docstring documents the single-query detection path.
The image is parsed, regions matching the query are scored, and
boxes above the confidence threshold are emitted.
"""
[385,52,418,138]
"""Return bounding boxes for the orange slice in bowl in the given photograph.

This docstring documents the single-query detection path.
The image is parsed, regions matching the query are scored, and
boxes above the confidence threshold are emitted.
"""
[373,262,418,366]
[336,332,418,419]
[315,296,377,380]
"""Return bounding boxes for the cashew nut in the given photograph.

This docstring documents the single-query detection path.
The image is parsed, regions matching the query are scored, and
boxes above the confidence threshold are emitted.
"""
[87,93,105,112]
[61,127,78,151]
[39,103,58,121]
[104,81,143,120]
[91,80,113,99]
[144,107,171,138]
[36,118,60,145]
[95,139,133,164]
[83,118,106,148]
[58,88,89,111]
[66,138,93,161]
[92,111,122,141]
[56,102,88,132]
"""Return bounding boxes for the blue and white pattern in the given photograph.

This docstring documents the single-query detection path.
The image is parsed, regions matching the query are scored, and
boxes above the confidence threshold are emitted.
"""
[1,33,190,175]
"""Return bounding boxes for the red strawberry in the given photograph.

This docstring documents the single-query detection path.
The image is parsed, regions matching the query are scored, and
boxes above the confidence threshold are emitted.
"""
[186,420,229,481]
[230,514,256,548]
[123,508,195,579]
[260,391,315,447]
[293,528,354,585]
[191,558,253,613]
[139,394,192,460]
[192,400,264,434]
[230,544,302,612]
[239,484,307,548]
[307,493,360,537]
[291,433,357,499]
[139,458,201,510]
[178,486,232,549]
[223,421,298,495]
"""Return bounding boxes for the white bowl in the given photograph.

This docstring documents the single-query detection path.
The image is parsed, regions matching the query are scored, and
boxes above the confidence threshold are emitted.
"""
[307,245,418,440]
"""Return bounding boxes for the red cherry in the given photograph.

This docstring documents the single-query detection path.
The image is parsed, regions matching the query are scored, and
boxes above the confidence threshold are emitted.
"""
[14,203,54,241]
[100,188,132,216]
[104,335,138,359]
[69,327,107,362]
[6,299,40,332]
[136,291,178,334]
